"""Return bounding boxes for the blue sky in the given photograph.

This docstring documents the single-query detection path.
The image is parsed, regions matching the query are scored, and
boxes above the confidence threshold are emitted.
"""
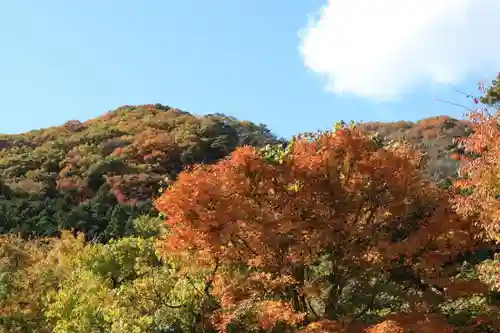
[0,1,495,138]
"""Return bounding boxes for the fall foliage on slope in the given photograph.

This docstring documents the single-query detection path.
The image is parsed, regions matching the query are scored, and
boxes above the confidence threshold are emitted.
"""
[0,104,284,240]
[0,103,472,241]
[358,115,472,183]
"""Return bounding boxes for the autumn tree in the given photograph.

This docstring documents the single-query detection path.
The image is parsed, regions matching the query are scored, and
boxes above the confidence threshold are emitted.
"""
[447,77,500,242]
[453,109,500,242]
[155,125,485,332]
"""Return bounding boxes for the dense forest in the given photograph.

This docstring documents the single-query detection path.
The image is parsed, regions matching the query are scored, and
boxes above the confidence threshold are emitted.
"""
[0,75,500,332]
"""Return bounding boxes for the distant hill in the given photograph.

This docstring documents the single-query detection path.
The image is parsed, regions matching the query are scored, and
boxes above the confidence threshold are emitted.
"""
[0,104,284,239]
[0,105,471,240]
[358,115,472,184]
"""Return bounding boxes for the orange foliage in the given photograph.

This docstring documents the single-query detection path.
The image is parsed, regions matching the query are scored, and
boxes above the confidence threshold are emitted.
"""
[453,110,500,242]
[156,127,482,332]
[364,313,453,333]
[417,115,454,130]
[298,320,351,333]
[112,128,181,173]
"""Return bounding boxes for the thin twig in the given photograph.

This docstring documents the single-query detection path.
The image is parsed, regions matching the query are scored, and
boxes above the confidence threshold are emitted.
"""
[436,99,475,113]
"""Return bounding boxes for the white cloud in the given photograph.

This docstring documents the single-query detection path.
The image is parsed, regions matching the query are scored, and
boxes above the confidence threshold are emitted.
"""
[298,0,500,101]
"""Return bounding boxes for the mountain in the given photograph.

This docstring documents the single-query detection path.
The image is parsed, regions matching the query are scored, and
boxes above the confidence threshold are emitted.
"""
[0,105,471,240]
[0,104,284,240]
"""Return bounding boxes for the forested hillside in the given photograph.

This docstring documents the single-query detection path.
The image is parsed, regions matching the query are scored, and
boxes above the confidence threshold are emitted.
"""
[358,115,471,183]
[0,103,471,241]
[0,104,284,240]
[1,78,500,333]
